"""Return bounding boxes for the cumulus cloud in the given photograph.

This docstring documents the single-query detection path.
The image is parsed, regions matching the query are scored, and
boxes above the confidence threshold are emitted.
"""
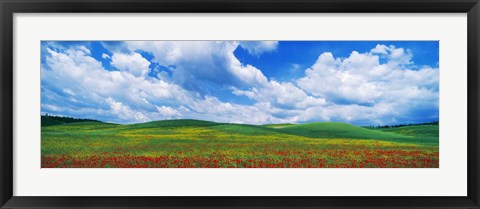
[296,46,438,125]
[41,45,190,123]
[184,96,294,124]
[105,97,149,122]
[123,41,328,121]
[110,52,151,77]
[124,41,269,92]
[41,42,294,124]
[232,80,326,109]
[370,44,413,66]
[239,41,279,56]
[155,105,180,118]
[297,52,382,104]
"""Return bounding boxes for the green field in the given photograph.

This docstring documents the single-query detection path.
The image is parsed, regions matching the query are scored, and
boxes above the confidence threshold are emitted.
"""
[41,117,439,168]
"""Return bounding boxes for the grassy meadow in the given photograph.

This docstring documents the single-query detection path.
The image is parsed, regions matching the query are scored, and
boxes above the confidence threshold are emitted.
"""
[41,116,439,168]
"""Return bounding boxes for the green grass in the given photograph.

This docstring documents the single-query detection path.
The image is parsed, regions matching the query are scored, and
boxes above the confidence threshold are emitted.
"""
[276,122,437,145]
[210,124,281,135]
[373,125,439,137]
[262,123,296,129]
[41,118,439,168]
[278,122,402,139]
[129,119,221,128]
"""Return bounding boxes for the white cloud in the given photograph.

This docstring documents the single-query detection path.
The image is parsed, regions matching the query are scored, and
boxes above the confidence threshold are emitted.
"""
[155,105,181,118]
[184,96,293,124]
[297,52,382,104]
[124,41,270,90]
[239,41,279,56]
[297,49,437,105]
[42,46,192,123]
[110,52,151,77]
[124,41,328,120]
[105,97,149,122]
[296,46,438,125]
[101,53,110,59]
[76,45,91,54]
[371,44,413,66]
[42,43,289,124]
[232,80,326,109]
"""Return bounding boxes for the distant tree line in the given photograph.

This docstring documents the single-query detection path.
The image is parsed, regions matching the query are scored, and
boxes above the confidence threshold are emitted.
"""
[370,121,438,129]
[42,113,100,123]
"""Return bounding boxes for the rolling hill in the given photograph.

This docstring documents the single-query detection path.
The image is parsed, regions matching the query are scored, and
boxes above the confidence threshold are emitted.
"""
[129,119,221,128]
[276,122,404,139]
[41,117,439,168]
[373,125,439,137]
[41,116,438,145]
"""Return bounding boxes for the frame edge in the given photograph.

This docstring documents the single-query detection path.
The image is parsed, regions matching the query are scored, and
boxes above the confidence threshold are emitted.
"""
[1,0,480,208]
[468,1,480,207]
[0,0,14,208]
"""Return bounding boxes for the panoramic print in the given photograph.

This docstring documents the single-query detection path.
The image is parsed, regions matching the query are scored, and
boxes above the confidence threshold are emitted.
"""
[41,41,439,168]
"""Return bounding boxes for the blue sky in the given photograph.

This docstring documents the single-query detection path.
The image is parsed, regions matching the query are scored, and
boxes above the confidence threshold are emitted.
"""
[41,41,439,125]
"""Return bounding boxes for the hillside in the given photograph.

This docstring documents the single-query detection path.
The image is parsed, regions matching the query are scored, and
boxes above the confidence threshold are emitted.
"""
[275,122,405,139]
[262,123,296,129]
[41,118,439,145]
[41,118,439,168]
[374,124,439,137]
[273,122,438,145]
[210,124,282,135]
[128,119,221,128]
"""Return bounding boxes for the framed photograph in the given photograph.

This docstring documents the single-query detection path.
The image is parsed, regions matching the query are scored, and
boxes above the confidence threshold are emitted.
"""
[1,0,479,208]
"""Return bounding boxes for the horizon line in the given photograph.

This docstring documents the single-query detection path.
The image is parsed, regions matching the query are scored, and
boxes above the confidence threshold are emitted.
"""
[41,114,439,127]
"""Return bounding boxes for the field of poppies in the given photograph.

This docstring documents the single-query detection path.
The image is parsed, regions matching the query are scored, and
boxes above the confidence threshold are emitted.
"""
[41,118,439,168]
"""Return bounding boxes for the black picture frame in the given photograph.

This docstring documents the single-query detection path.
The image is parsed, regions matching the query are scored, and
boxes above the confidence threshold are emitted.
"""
[1,0,479,208]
